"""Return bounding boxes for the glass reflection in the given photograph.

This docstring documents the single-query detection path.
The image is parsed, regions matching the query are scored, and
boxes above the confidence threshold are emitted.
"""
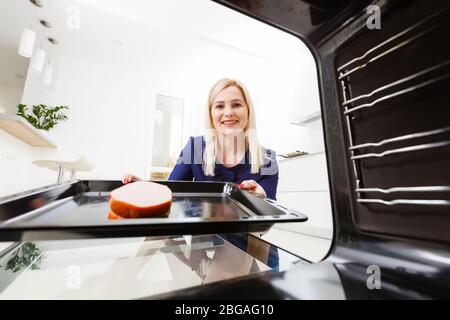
[0,234,298,299]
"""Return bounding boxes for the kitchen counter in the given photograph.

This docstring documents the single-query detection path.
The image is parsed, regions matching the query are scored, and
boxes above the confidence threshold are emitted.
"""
[277,150,325,162]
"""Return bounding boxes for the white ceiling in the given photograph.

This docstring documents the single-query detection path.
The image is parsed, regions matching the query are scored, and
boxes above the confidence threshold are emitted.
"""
[0,0,73,87]
[0,0,311,88]
[74,0,310,62]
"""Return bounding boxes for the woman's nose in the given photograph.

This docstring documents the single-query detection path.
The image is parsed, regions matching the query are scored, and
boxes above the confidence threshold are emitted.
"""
[224,105,234,116]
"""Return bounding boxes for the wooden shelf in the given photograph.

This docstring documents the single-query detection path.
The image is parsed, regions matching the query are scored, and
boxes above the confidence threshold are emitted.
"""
[0,114,57,148]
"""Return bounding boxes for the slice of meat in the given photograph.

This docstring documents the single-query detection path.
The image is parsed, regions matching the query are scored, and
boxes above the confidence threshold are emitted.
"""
[108,210,124,220]
[109,181,172,218]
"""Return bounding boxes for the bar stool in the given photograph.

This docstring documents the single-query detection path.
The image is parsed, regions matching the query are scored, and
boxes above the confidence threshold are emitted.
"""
[33,156,94,183]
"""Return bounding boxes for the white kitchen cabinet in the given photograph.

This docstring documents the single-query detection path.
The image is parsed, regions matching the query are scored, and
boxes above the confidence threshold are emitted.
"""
[262,152,333,261]
[277,151,329,192]
[263,151,333,260]
[275,151,332,237]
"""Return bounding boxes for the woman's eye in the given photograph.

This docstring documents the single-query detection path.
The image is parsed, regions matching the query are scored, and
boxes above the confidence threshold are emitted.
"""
[233,103,242,108]
[215,105,224,109]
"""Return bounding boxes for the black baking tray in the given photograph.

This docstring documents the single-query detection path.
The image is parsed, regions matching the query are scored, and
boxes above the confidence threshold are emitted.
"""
[0,180,307,241]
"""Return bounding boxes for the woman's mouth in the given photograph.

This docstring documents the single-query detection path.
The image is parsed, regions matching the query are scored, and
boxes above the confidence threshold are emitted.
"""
[221,120,239,126]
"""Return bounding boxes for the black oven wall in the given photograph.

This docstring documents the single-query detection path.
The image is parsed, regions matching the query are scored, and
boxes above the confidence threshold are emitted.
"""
[333,0,450,243]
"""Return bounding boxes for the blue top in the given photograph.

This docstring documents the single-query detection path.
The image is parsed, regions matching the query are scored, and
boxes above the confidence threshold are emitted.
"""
[168,136,279,200]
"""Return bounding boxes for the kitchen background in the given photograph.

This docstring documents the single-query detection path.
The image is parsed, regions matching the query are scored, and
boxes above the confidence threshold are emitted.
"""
[0,0,332,261]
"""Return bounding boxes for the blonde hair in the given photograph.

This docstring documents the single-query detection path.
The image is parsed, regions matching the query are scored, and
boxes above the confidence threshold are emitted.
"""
[203,78,264,176]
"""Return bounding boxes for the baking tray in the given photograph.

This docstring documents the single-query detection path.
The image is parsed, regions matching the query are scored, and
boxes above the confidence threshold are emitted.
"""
[0,180,307,241]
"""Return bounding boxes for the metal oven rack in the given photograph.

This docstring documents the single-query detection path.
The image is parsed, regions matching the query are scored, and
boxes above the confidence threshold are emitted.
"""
[337,6,450,208]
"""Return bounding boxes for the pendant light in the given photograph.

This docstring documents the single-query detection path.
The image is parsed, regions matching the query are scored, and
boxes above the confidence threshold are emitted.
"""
[31,48,46,74]
[43,36,58,86]
[18,28,36,58]
[32,19,52,74]
[43,61,53,86]
[19,0,44,58]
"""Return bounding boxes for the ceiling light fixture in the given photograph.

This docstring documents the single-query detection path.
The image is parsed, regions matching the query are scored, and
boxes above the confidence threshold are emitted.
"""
[29,0,43,8]
[39,19,52,28]
[47,37,59,45]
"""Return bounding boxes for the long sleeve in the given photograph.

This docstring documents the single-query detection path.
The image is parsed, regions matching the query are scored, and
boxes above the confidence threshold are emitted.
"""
[258,149,279,200]
[258,171,279,200]
[168,160,193,181]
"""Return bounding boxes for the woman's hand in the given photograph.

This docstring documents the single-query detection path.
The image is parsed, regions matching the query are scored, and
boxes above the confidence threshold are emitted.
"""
[122,173,142,184]
[239,180,267,198]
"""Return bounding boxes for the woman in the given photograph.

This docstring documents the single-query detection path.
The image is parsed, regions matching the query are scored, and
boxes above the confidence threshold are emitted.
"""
[124,78,279,200]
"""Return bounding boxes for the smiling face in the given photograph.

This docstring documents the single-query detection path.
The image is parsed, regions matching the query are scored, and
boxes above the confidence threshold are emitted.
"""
[210,85,249,135]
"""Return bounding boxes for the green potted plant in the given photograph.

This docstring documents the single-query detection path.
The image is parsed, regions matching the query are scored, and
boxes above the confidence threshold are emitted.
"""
[17,104,69,135]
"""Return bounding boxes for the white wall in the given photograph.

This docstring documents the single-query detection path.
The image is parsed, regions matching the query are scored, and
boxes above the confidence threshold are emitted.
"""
[0,131,60,197]
[0,81,23,115]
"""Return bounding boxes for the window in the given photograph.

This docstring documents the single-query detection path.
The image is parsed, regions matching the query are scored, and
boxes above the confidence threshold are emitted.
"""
[150,94,183,179]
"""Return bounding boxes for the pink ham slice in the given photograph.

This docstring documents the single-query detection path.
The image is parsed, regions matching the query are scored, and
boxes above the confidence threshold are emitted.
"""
[109,181,172,218]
